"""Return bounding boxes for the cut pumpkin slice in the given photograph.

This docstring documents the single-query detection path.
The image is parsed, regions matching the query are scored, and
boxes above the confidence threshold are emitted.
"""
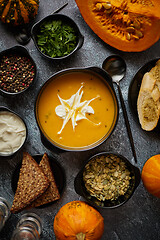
[75,0,160,52]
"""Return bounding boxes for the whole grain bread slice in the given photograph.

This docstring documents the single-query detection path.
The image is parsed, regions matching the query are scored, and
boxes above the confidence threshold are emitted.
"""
[30,153,60,208]
[11,152,50,213]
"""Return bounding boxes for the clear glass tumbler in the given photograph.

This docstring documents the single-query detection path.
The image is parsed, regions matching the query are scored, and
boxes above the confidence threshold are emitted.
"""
[0,197,11,231]
[11,213,42,240]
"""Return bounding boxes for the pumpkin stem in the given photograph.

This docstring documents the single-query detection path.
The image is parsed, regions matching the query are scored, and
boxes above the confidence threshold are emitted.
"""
[76,232,86,240]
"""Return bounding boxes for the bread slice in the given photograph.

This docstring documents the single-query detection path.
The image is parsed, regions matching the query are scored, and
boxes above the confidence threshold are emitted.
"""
[30,153,60,208]
[137,60,160,131]
[11,152,50,213]
[150,60,160,89]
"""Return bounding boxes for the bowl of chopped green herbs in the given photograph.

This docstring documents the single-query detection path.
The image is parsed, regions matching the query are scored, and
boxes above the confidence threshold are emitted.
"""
[31,14,84,60]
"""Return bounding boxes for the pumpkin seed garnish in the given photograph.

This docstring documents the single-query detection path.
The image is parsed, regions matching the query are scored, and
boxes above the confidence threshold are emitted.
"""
[83,154,132,201]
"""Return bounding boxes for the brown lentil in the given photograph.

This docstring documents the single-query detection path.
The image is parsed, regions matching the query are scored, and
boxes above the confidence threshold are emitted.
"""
[0,54,35,93]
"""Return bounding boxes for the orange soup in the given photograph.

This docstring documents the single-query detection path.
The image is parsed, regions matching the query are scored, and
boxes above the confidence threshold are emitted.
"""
[37,71,117,149]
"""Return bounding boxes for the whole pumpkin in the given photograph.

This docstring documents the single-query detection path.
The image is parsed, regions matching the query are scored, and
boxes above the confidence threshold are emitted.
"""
[75,0,160,52]
[0,0,39,26]
[141,154,160,198]
[53,201,104,240]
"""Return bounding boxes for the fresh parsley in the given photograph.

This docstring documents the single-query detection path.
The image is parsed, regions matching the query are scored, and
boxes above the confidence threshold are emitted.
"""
[37,20,77,58]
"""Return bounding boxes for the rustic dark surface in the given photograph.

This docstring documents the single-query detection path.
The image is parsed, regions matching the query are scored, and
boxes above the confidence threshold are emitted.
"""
[0,1,160,239]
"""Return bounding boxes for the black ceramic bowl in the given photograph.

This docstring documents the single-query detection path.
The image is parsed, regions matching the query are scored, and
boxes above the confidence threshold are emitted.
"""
[35,67,119,152]
[31,13,84,60]
[0,45,37,97]
[0,106,28,159]
[74,152,141,209]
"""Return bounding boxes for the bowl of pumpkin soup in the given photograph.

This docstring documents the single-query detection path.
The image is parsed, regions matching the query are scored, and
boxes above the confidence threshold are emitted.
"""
[35,67,119,151]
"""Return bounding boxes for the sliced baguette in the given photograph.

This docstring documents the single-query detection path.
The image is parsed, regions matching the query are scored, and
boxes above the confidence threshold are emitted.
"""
[137,68,160,131]
[11,152,50,213]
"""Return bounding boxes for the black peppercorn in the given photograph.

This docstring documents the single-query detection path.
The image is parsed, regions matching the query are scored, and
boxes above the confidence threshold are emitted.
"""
[0,54,35,93]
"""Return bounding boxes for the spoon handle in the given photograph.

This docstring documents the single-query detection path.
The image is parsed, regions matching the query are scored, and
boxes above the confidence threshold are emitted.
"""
[53,2,68,14]
[117,83,137,163]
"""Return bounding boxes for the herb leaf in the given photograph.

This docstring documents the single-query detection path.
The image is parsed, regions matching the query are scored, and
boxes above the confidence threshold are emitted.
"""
[37,20,77,58]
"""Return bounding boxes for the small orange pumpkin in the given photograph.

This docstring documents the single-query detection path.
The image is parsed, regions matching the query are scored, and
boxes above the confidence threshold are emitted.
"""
[53,201,104,240]
[0,0,39,26]
[141,154,160,198]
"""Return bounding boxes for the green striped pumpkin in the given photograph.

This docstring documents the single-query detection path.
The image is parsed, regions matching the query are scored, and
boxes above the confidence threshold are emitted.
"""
[0,0,39,26]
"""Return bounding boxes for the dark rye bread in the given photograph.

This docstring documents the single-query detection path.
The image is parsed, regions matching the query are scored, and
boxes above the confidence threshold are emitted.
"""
[30,153,60,207]
[11,152,50,213]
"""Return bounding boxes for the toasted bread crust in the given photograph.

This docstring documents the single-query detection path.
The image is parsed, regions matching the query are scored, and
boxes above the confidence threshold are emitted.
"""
[30,153,60,207]
[11,152,50,213]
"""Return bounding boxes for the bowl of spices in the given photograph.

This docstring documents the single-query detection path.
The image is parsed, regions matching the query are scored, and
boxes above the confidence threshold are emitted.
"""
[31,13,84,60]
[0,45,37,97]
[74,152,141,208]
[0,106,27,159]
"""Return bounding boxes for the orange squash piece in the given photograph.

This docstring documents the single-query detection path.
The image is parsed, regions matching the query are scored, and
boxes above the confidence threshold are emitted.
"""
[141,154,160,198]
[75,0,160,52]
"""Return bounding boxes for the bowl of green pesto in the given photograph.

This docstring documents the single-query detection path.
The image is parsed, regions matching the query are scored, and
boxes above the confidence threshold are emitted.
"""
[31,14,84,60]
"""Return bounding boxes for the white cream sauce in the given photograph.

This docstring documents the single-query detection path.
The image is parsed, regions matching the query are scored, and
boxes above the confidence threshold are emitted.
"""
[0,111,26,155]
[55,85,101,134]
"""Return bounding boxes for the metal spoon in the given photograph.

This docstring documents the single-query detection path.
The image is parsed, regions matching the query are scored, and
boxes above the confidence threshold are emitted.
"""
[102,55,137,163]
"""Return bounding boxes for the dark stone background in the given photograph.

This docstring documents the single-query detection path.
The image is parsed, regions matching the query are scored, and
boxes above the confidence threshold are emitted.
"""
[0,1,160,239]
